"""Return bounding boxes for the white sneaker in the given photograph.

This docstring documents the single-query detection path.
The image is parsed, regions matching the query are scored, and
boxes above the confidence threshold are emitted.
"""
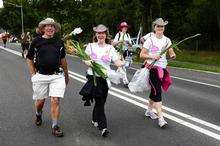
[158,117,168,128]
[101,128,109,137]
[91,121,98,127]
[145,110,158,119]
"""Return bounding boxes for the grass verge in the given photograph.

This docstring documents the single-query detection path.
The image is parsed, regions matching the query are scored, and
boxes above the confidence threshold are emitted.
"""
[133,50,220,73]
[168,61,220,73]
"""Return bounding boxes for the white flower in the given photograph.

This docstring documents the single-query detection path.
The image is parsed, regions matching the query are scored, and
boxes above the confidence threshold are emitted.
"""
[70,27,83,35]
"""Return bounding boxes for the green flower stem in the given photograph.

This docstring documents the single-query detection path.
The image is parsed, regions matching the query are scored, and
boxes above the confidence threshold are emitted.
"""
[65,38,107,86]
[149,34,201,68]
[117,33,125,54]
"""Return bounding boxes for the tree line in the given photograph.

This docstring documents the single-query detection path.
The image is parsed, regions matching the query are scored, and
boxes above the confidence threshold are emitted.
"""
[0,0,219,51]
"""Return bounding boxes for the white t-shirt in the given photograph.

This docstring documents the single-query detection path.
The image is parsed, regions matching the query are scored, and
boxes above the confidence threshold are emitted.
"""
[142,32,154,40]
[143,35,171,68]
[85,43,119,75]
[113,32,132,44]
[113,32,132,51]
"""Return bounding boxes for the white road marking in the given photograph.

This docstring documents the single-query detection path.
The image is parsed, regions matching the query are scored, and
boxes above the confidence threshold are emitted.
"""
[129,66,220,88]
[2,46,220,140]
[69,73,220,140]
[68,71,220,132]
[172,76,220,88]
[170,66,220,75]
[0,46,22,56]
[131,65,220,75]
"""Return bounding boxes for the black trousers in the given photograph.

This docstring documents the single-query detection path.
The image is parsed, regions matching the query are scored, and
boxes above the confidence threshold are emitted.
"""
[79,75,109,130]
[93,95,107,130]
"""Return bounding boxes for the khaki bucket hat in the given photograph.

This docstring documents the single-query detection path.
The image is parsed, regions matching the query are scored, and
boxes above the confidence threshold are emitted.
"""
[153,18,168,26]
[93,24,108,33]
[36,18,61,34]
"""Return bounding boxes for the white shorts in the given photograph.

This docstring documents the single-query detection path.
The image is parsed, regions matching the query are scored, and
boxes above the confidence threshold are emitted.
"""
[31,73,66,100]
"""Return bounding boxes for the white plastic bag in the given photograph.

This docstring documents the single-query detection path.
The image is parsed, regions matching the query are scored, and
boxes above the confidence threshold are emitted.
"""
[124,56,132,68]
[116,67,129,84]
[128,68,151,92]
[106,78,112,89]
[107,69,123,85]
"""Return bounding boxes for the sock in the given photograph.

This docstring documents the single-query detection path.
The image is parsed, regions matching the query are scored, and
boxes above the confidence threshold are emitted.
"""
[52,120,58,128]
[158,116,164,120]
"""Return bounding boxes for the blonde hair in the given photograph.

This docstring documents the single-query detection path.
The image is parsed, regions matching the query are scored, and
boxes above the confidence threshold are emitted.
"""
[92,30,112,44]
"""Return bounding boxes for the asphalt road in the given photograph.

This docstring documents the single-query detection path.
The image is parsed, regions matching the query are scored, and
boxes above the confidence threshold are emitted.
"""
[0,43,220,146]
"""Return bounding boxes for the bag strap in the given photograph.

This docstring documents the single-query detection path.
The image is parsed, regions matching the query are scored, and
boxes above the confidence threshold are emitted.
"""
[117,32,120,41]
[150,38,153,46]
[107,45,112,55]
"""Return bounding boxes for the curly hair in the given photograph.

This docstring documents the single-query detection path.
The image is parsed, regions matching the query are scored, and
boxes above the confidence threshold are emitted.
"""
[92,30,112,44]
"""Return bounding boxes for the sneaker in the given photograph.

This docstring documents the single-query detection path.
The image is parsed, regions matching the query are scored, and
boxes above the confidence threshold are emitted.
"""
[145,110,158,120]
[158,117,168,128]
[35,114,42,126]
[91,121,98,127]
[101,128,109,137]
[52,125,64,137]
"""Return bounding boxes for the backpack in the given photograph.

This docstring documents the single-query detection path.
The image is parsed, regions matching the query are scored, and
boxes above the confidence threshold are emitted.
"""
[117,32,129,41]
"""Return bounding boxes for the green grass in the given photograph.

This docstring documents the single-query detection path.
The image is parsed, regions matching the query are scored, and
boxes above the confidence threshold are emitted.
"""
[168,50,220,73]
[168,61,220,73]
[133,50,220,73]
[175,50,220,66]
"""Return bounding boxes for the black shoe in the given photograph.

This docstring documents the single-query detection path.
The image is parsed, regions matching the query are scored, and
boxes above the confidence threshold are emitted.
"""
[124,84,129,88]
[52,125,64,137]
[101,128,109,137]
[35,114,42,126]
[84,100,91,106]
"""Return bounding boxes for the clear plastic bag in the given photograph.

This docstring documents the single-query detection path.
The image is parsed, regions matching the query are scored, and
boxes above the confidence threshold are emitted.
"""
[107,69,123,85]
[128,68,151,92]
[124,56,132,68]
[116,67,129,84]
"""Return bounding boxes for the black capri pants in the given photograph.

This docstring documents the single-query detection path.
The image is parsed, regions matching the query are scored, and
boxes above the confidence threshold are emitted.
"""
[149,68,163,102]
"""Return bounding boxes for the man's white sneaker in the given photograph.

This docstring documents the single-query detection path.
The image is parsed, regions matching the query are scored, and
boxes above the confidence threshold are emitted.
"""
[145,110,158,120]
[91,121,98,127]
[158,117,168,128]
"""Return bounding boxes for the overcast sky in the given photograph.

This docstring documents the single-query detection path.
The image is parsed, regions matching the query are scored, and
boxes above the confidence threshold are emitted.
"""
[0,0,3,8]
